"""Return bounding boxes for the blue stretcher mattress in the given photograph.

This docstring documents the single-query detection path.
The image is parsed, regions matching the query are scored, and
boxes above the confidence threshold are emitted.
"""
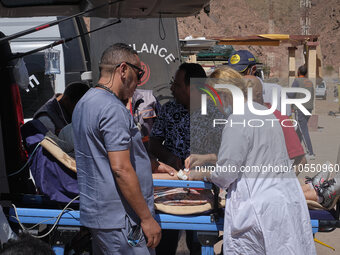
[309,210,335,221]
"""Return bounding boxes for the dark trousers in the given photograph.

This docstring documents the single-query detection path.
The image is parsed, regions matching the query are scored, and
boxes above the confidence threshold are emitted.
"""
[156,229,201,255]
[296,109,314,155]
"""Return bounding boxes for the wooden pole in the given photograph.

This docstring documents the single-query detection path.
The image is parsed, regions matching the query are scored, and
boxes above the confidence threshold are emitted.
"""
[316,44,323,78]
[288,47,297,87]
[187,54,197,63]
[307,45,317,114]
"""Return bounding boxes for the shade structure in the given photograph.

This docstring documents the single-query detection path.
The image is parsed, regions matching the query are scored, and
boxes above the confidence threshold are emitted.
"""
[0,0,210,18]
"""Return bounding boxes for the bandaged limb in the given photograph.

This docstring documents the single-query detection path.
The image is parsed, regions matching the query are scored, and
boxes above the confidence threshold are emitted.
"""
[182,169,213,182]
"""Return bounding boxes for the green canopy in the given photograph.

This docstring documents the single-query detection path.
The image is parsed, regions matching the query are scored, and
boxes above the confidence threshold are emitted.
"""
[197,45,234,59]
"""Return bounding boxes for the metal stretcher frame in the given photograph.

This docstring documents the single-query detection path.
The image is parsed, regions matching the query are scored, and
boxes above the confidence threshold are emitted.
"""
[8,208,224,255]
[8,180,223,255]
[7,180,328,255]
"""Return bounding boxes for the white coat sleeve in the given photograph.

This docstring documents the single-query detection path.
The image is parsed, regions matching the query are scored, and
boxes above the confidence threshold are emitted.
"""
[211,119,250,190]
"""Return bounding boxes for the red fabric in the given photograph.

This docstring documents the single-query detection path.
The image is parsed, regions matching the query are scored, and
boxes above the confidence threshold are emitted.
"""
[10,83,27,161]
[154,187,213,206]
[265,103,305,159]
[129,101,133,115]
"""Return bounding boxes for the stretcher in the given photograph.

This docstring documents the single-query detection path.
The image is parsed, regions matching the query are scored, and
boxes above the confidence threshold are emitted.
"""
[7,179,340,255]
[7,180,223,255]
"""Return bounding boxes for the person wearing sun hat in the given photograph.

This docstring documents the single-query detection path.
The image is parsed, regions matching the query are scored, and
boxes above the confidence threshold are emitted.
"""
[228,50,257,74]
[228,49,290,116]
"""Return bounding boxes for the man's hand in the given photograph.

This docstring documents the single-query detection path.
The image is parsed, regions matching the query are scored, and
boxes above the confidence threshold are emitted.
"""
[108,150,158,248]
[141,217,161,248]
[156,161,176,176]
[185,154,217,169]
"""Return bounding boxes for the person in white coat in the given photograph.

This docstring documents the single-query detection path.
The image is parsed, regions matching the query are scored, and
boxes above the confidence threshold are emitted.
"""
[187,67,316,255]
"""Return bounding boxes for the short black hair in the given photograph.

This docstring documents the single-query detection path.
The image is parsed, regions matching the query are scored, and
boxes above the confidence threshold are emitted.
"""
[178,63,206,86]
[0,233,54,255]
[63,82,89,103]
[99,43,138,74]
[298,65,308,76]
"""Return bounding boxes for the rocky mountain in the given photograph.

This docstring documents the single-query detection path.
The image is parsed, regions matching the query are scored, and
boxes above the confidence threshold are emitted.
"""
[177,0,340,77]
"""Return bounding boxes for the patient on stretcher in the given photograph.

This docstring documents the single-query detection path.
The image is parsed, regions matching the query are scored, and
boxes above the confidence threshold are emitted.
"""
[34,131,220,214]
[28,122,340,217]
[25,115,216,214]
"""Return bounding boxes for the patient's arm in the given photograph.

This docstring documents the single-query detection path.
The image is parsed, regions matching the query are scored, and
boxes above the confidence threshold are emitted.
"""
[152,173,179,180]
[150,157,176,176]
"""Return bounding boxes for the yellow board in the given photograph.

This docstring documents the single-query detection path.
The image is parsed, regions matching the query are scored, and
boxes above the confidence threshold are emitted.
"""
[258,34,290,40]
[216,34,290,46]
[218,40,280,46]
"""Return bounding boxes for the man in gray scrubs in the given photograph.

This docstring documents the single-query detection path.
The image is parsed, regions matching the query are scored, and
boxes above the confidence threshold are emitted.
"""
[72,43,161,255]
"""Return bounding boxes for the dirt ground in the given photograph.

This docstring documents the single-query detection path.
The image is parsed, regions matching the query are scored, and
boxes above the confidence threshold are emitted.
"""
[302,78,340,255]
[177,78,340,254]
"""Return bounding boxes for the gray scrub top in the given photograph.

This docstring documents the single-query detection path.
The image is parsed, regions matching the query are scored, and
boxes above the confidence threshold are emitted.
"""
[72,88,154,229]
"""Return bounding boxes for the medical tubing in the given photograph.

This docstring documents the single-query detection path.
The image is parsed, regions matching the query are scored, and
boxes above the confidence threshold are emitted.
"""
[8,142,41,177]
[11,208,76,231]
[0,0,123,44]
[10,209,73,231]
[11,195,80,239]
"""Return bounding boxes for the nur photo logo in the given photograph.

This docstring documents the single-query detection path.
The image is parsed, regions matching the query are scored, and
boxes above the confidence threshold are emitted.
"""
[199,82,312,128]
